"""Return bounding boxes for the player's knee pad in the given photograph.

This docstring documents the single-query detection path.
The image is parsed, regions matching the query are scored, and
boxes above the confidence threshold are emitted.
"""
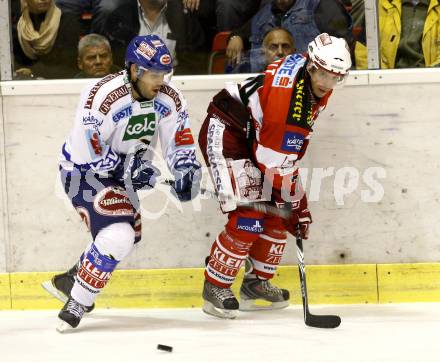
[248,233,287,279]
[94,222,136,261]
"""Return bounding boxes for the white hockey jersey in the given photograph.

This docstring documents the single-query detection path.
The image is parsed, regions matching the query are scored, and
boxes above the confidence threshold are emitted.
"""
[60,71,197,174]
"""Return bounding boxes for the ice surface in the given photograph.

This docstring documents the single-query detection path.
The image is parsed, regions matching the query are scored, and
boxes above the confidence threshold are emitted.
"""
[0,304,438,362]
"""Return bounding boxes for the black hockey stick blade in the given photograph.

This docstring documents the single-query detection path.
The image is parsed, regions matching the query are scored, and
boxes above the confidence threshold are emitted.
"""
[305,310,341,329]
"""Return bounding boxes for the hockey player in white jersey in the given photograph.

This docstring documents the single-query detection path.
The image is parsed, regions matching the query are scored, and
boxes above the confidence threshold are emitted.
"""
[42,34,201,331]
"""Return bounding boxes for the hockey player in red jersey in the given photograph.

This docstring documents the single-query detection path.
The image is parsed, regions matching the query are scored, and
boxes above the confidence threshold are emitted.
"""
[198,33,352,319]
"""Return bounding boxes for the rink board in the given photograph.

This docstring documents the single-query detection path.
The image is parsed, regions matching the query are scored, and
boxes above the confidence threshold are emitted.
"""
[0,273,10,309]
[377,263,440,303]
[2,263,440,309]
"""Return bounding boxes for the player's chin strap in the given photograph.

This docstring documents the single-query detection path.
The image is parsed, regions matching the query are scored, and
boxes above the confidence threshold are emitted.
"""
[127,66,150,102]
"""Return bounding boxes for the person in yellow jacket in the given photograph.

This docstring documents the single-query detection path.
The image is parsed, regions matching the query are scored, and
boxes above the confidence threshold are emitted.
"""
[355,0,440,69]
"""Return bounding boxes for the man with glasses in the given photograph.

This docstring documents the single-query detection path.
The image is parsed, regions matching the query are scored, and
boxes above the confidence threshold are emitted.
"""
[42,34,201,331]
[198,33,352,319]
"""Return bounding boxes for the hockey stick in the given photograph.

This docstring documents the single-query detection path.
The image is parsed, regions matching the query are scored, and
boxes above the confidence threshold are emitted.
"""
[294,227,341,329]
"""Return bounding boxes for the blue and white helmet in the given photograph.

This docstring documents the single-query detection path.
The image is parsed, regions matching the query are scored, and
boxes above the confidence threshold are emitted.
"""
[125,34,173,73]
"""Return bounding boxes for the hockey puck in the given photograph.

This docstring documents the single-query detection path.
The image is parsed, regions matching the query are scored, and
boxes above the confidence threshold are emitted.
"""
[157,344,173,352]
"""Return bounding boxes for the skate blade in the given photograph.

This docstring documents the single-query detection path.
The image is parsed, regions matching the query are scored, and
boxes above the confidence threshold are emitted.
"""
[202,301,238,320]
[41,281,67,304]
[239,298,289,311]
[56,320,74,333]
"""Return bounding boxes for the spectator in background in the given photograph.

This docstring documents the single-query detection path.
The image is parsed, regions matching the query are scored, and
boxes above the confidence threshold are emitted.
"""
[13,0,80,79]
[74,33,121,78]
[54,0,130,36]
[103,0,214,74]
[355,0,440,69]
[183,0,262,31]
[137,0,177,60]
[102,0,186,68]
[229,27,295,73]
[226,0,353,72]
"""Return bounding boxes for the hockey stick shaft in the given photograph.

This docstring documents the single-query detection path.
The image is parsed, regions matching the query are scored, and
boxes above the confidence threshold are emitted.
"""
[295,227,311,321]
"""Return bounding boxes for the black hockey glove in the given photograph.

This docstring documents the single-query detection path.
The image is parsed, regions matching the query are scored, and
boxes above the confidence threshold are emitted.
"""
[171,159,202,202]
[114,151,160,192]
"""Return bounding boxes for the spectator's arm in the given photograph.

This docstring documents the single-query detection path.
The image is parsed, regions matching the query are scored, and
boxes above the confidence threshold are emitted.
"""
[228,18,252,50]
[226,18,253,65]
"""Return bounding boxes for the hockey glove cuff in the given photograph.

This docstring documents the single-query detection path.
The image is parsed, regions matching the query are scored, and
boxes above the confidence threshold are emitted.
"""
[172,160,202,202]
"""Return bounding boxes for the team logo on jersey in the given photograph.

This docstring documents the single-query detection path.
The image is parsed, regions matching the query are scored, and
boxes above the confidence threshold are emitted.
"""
[236,218,264,233]
[136,41,157,60]
[82,111,103,128]
[160,54,171,65]
[154,99,171,118]
[93,186,135,217]
[112,105,132,123]
[89,148,120,172]
[272,55,303,88]
[160,84,182,112]
[84,72,121,109]
[122,113,156,141]
[86,129,106,159]
[281,131,305,153]
[99,85,129,115]
[140,100,154,109]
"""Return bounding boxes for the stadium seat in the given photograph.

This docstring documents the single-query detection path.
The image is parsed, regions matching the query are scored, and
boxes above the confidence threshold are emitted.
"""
[207,31,231,74]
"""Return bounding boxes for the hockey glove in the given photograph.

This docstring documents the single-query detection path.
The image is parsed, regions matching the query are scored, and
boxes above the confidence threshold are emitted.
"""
[114,151,160,192]
[172,159,202,202]
[283,194,312,239]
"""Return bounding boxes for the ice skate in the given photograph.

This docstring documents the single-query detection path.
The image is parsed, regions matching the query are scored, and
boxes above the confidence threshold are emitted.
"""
[57,297,87,333]
[202,280,239,319]
[42,265,94,313]
[239,275,290,311]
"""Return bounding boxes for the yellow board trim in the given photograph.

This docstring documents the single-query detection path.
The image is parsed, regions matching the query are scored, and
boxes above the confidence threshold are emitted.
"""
[0,273,11,309]
[377,263,440,303]
[0,263,438,310]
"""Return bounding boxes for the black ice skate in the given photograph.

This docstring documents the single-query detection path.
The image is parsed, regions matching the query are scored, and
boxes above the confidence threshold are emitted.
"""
[57,297,87,332]
[239,275,290,311]
[202,280,239,319]
[41,264,94,313]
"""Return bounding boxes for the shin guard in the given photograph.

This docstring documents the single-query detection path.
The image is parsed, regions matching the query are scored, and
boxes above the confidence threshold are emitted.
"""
[248,233,287,280]
[71,243,119,307]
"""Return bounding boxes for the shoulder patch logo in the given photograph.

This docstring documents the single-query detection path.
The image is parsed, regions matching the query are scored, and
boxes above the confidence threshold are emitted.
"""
[159,84,182,112]
[99,85,129,115]
[84,72,120,109]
